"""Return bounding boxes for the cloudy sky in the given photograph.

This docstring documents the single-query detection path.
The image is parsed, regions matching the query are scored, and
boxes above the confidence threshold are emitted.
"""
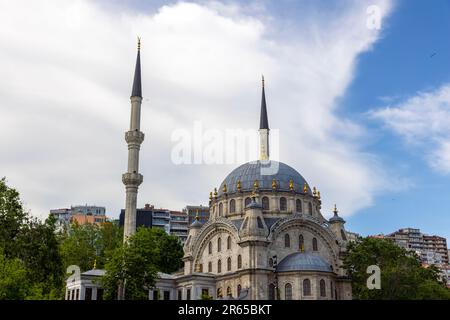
[1,0,449,239]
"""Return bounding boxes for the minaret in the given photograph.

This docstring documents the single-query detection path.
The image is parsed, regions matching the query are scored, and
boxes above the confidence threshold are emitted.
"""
[259,75,270,161]
[122,38,145,241]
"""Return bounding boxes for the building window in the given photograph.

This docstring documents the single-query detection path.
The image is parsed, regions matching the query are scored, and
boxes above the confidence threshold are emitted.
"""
[285,283,292,300]
[299,234,304,251]
[164,291,170,300]
[229,199,236,213]
[208,241,212,254]
[217,288,223,298]
[153,290,159,300]
[227,287,232,297]
[280,197,287,211]
[85,287,92,301]
[187,289,191,300]
[219,203,223,216]
[97,289,103,300]
[303,279,311,296]
[245,197,251,207]
[75,289,79,300]
[313,238,318,251]
[218,259,222,273]
[296,199,302,213]
[237,285,242,297]
[320,279,326,297]
[308,202,313,215]
[284,233,290,248]
[208,261,212,272]
[257,216,264,229]
[262,197,269,210]
[227,236,231,250]
[237,255,242,269]
[269,258,273,267]
[227,257,232,271]
[330,282,333,299]
[341,229,347,241]
[268,284,275,300]
[218,237,222,252]
[178,290,182,300]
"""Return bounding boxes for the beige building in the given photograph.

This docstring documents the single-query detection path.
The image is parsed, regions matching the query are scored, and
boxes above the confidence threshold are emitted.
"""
[151,78,352,300]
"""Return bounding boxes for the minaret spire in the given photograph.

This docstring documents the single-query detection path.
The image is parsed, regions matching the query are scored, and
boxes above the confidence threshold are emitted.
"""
[123,38,145,241]
[259,75,270,160]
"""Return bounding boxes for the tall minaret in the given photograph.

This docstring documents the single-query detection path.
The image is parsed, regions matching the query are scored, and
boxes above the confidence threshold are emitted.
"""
[122,38,145,241]
[259,75,270,161]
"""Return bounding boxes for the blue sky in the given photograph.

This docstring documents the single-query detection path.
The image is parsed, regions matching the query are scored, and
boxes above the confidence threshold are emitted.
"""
[0,0,449,240]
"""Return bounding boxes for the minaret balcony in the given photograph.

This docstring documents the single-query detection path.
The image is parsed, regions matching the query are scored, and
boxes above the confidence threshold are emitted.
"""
[122,172,143,186]
[125,130,145,144]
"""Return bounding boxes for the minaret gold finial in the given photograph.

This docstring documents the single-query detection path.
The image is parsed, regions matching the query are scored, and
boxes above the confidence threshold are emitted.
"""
[209,192,213,202]
[195,209,199,221]
[317,191,321,200]
[272,179,277,190]
[262,74,265,88]
[213,188,218,198]
[303,182,308,194]
[137,37,141,51]
[223,183,227,194]
[237,180,241,192]
[313,187,317,197]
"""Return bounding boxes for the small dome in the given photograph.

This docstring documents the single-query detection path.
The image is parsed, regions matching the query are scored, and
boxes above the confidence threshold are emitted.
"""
[219,160,311,195]
[190,219,203,228]
[276,252,332,272]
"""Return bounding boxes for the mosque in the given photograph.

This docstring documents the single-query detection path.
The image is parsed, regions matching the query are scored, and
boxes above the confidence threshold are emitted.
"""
[65,41,352,300]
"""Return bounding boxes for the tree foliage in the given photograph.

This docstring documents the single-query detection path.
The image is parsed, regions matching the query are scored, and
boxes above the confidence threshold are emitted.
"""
[102,227,183,300]
[344,237,450,300]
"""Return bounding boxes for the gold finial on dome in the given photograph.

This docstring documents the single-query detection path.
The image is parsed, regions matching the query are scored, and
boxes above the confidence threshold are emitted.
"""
[313,186,317,197]
[317,190,321,200]
[262,74,265,88]
[253,180,259,191]
[213,188,218,198]
[303,182,308,194]
[289,179,294,191]
[209,192,213,201]
[195,209,199,221]
[333,204,338,215]
[272,179,277,190]
[237,180,241,192]
[93,259,97,269]
[137,36,141,51]
[223,183,227,194]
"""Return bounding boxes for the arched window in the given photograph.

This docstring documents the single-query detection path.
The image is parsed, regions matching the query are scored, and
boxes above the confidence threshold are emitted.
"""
[237,254,242,269]
[237,285,242,297]
[296,199,302,213]
[330,281,334,299]
[269,258,273,267]
[341,229,347,241]
[303,279,311,296]
[268,284,275,300]
[227,236,231,250]
[218,237,221,252]
[299,234,304,251]
[313,237,318,251]
[285,283,292,300]
[262,197,269,210]
[208,241,212,254]
[226,287,232,297]
[308,202,313,215]
[280,197,287,211]
[227,257,232,271]
[284,233,290,248]
[320,279,326,297]
[219,203,223,216]
[217,288,222,298]
[257,216,264,229]
[229,199,236,213]
[217,260,222,273]
[208,262,212,272]
[244,197,251,207]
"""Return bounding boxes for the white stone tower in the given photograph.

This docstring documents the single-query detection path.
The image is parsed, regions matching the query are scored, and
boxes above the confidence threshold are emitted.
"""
[122,38,144,241]
[259,75,270,160]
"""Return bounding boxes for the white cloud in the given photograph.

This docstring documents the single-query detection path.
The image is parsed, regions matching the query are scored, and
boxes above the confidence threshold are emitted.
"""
[370,84,450,174]
[0,0,395,219]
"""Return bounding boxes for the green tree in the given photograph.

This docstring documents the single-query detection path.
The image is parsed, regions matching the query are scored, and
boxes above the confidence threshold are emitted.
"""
[0,249,29,300]
[102,227,183,300]
[344,237,450,299]
[0,177,28,257]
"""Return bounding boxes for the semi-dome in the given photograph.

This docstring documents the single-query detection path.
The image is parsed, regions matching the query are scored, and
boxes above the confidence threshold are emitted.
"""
[276,252,332,272]
[218,160,311,195]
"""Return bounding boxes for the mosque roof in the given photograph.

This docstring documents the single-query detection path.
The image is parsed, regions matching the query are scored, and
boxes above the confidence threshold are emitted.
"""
[276,252,333,273]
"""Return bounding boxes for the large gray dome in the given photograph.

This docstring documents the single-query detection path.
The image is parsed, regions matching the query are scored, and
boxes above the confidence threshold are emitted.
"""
[276,252,332,272]
[218,160,311,195]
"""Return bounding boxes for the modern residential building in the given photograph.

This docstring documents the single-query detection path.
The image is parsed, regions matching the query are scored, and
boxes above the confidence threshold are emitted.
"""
[169,211,189,244]
[119,204,171,235]
[71,205,106,216]
[70,213,108,226]
[184,205,209,224]
[50,208,72,230]
[50,205,109,229]
[383,228,449,265]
